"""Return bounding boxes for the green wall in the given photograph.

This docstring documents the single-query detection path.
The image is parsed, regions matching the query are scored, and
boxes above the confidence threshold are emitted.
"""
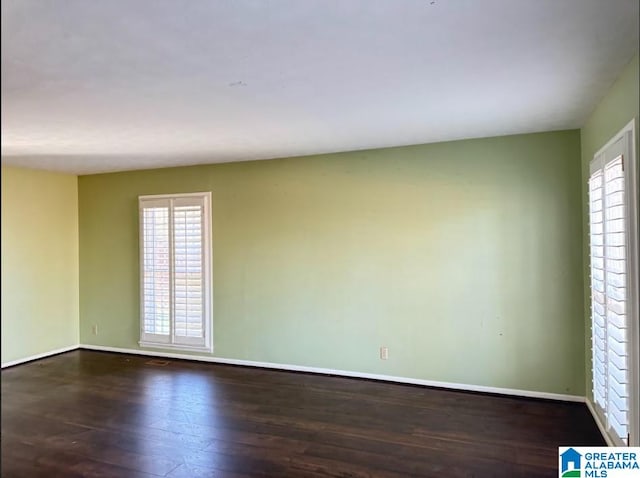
[580,53,639,401]
[79,130,585,395]
[1,166,80,364]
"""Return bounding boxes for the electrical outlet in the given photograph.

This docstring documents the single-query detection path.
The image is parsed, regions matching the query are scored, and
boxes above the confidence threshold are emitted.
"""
[92,324,98,335]
[380,346,389,360]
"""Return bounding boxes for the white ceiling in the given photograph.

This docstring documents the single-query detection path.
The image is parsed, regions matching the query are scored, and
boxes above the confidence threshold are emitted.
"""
[1,0,638,174]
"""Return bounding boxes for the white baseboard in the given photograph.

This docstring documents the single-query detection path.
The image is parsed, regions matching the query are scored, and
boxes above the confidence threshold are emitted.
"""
[586,398,614,446]
[80,343,585,403]
[1,344,80,369]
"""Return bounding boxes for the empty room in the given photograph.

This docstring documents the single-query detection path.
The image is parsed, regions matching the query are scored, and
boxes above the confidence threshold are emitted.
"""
[1,0,639,477]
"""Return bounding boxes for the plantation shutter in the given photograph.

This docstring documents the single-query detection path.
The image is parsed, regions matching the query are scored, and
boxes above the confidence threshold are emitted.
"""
[589,168,607,409]
[141,200,171,344]
[139,193,211,350]
[172,197,206,347]
[589,136,631,446]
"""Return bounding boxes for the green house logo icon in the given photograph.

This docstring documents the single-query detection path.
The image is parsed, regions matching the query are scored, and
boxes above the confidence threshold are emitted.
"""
[560,448,582,477]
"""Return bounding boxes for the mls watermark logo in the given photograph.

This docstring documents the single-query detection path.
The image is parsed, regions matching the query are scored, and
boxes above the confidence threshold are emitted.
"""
[561,448,583,477]
[559,447,640,477]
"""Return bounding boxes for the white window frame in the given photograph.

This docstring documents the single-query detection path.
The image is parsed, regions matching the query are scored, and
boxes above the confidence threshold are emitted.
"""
[589,119,639,446]
[138,192,213,353]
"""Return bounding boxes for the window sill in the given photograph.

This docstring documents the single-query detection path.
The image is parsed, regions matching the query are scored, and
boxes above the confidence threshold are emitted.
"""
[138,341,213,354]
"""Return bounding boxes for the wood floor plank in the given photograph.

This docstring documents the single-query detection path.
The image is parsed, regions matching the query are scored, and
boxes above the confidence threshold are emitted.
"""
[1,350,605,477]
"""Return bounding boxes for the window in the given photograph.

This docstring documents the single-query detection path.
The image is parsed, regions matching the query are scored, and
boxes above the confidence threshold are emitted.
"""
[589,120,638,446]
[139,192,212,352]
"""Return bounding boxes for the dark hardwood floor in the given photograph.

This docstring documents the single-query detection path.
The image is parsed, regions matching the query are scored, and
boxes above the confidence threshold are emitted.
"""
[2,350,604,477]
